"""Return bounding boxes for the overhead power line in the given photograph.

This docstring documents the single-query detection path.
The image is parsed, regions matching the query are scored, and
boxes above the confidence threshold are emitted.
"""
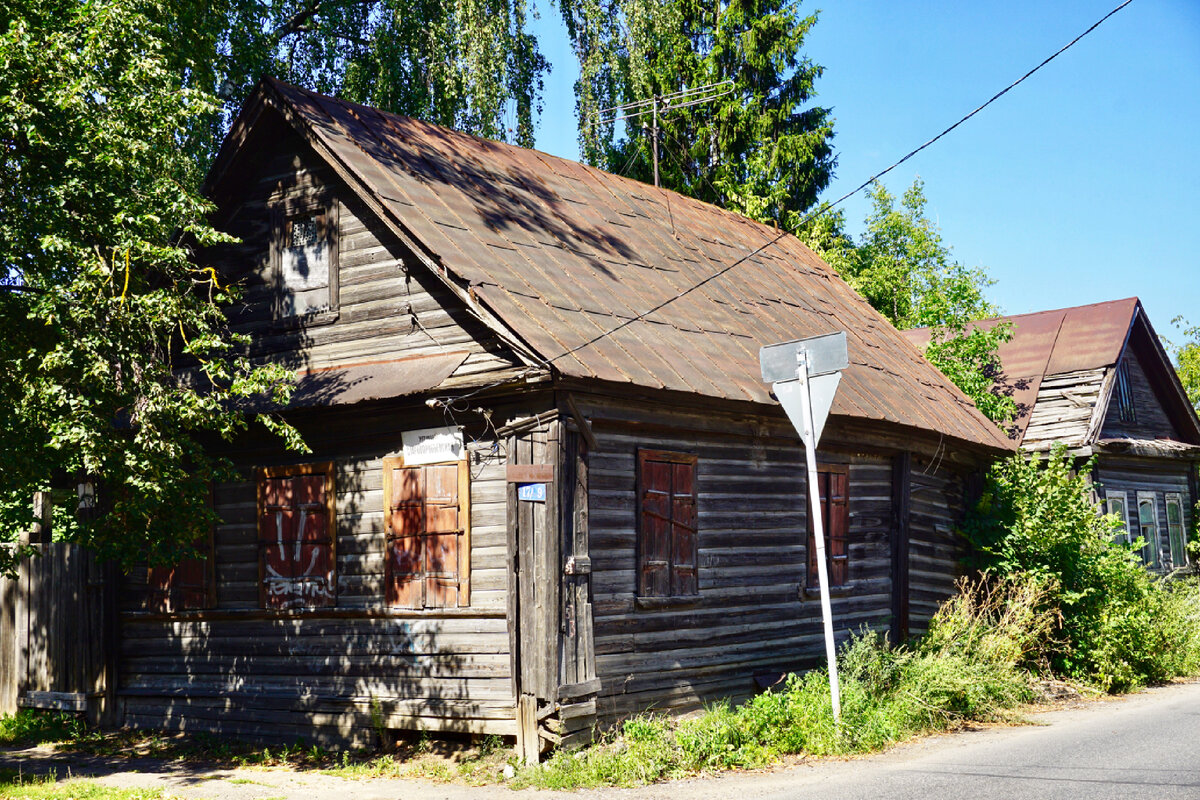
[434,0,1133,408]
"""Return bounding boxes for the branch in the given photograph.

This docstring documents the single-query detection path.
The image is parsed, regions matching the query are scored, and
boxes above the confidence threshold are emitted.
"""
[0,285,44,295]
[269,0,376,45]
[271,0,326,43]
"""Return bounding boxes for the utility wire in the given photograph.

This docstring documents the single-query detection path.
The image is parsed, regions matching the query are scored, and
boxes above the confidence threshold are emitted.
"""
[433,0,1132,407]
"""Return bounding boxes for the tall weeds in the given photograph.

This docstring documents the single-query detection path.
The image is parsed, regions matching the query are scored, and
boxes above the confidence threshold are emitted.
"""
[964,446,1200,690]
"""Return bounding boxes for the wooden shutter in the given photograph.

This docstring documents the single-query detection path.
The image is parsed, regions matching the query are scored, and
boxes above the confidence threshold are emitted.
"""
[826,470,849,587]
[808,466,850,589]
[384,459,470,608]
[670,461,698,596]
[257,465,336,609]
[424,464,461,607]
[637,450,699,598]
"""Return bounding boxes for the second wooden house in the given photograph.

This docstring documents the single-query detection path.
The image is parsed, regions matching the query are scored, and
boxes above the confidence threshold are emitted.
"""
[904,298,1200,570]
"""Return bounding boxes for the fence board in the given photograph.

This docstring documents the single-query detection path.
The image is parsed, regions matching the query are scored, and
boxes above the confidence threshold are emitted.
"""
[0,544,110,717]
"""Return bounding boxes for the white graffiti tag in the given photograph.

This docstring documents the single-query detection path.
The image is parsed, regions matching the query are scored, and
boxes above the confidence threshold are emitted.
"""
[264,507,335,608]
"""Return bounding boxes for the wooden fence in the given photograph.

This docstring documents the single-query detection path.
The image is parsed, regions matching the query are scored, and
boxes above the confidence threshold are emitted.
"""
[0,543,115,721]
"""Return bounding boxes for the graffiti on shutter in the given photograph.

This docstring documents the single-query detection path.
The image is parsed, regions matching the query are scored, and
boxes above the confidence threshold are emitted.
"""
[260,472,335,609]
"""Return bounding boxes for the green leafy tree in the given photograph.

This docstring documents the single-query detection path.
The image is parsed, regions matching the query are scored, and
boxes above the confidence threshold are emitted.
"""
[822,179,1015,425]
[1170,317,1200,412]
[0,0,301,574]
[165,0,548,162]
[560,0,835,229]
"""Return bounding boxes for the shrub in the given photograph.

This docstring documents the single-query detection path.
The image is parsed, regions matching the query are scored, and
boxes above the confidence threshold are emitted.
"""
[963,446,1200,690]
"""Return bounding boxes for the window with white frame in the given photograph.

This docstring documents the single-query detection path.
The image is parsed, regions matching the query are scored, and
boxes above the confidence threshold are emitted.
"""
[1136,492,1161,568]
[1106,491,1130,545]
[1166,493,1188,569]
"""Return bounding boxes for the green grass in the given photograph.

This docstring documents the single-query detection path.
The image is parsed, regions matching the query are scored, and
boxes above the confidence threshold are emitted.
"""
[0,712,89,748]
[0,777,167,800]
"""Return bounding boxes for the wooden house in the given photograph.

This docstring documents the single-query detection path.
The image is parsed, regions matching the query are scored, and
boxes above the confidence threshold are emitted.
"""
[118,78,1015,753]
[904,298,1200,570]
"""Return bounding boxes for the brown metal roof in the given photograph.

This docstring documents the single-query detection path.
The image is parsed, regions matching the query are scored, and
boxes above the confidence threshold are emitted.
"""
[230,79,1013,452]
[901,298,1162,444]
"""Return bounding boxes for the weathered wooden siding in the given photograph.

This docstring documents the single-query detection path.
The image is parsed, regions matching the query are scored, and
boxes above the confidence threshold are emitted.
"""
[1101,351,1181,442]
[209,124,520,385]
[118,405,516,745]
[1095,457,1195,571]
[583,404,897,724]
[1022,368,1107,450]
[906,457,969,638]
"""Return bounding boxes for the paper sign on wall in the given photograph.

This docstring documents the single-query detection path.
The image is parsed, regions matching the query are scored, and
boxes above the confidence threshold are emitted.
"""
[401,426,464,465]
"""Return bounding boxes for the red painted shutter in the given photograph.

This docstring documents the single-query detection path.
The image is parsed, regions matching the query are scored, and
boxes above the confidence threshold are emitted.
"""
[423,464,461,608]
[146,564,175,613]
[827,471,849,588]
[260,472,334,609]
[387,465,425,608]
[807,468,850,589]
[293,474,335,608]
[670,461,698,596]
[261,476,296,609]
[638,454,672,597]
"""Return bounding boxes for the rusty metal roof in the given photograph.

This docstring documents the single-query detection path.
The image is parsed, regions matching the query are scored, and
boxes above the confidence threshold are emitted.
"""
[234,79,1013,452]
[289,352,469,408]
[900,298,1199,446]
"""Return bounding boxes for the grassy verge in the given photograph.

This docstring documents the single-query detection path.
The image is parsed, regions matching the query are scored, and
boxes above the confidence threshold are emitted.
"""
[516,576,1050,789]
[0,776,166,800]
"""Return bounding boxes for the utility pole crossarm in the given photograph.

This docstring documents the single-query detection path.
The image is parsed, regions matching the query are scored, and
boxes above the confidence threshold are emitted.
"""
[593,80,734,188]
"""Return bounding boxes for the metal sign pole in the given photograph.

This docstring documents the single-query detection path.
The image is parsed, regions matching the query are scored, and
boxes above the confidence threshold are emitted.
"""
[796,352,842,724]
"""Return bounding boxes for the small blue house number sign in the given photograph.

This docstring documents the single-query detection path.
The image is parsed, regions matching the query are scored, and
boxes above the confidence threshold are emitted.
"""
[517,483,547,502]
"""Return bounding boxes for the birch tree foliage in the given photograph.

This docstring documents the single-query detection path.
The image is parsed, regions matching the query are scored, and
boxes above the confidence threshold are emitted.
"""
[0,0,301,574]
[560,0,835,230]
[170,0,548,162]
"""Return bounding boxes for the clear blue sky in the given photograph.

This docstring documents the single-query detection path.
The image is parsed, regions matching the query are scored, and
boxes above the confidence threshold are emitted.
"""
[530,0,1200,346]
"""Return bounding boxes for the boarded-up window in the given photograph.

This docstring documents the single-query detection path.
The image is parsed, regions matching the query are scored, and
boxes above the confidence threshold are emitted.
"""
[1137,492,1160,569]
[1166,493,1187,569]
[808,465,850,589]
[147,537,213,613]
[1106,491,1130,545]
[1115,361,1137,424]
[636,449,698,598]
[383,458,471,608]
[257,464,336,609]
[272,195,338,319]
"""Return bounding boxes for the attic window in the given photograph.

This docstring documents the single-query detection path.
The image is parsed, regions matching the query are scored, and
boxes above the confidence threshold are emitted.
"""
[1115,361,1136,424]
[272,196,339,321]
